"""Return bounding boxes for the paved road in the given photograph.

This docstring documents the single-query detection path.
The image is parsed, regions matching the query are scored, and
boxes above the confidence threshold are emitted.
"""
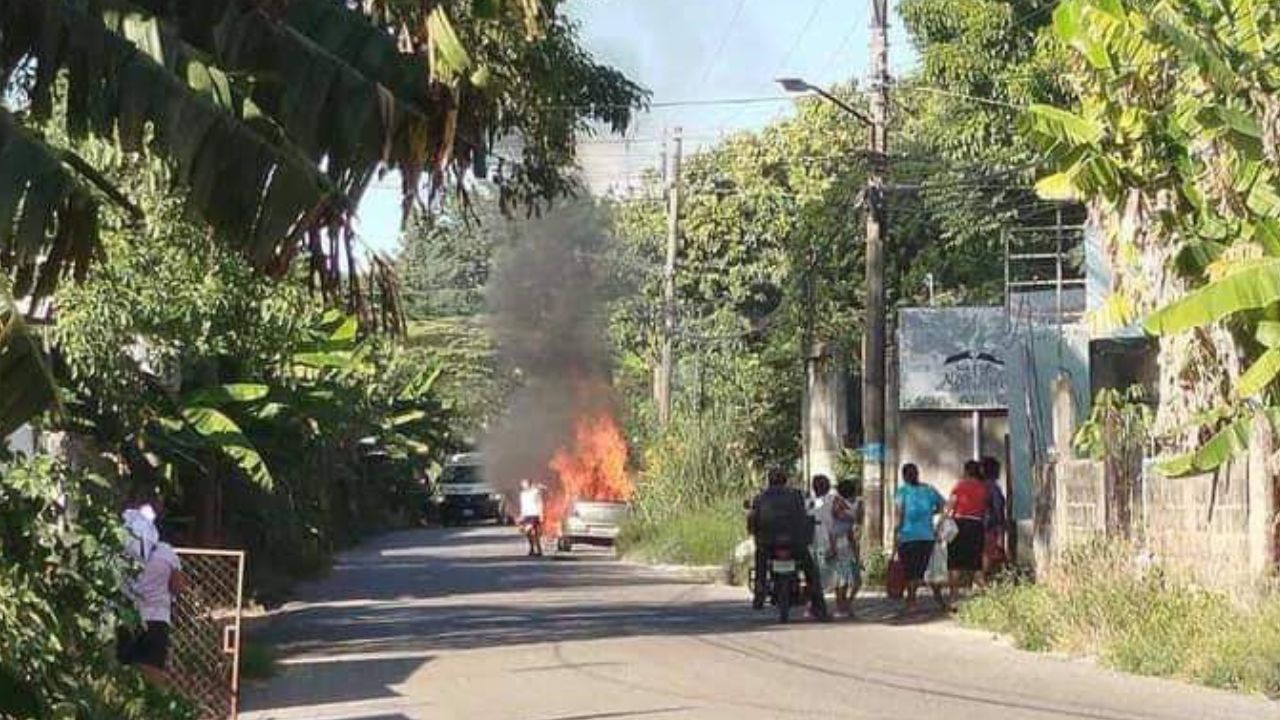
[241,527,1277,720]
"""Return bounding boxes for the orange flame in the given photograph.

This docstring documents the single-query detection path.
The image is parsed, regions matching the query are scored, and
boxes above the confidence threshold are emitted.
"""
[544,411,633,536]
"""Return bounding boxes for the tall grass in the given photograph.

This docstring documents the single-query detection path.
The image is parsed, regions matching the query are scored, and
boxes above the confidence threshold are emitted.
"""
[618,412,757,566]
[960,540,1280,696]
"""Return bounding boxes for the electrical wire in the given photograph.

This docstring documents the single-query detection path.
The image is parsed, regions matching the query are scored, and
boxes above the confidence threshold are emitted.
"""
[696,0,751,86]
[811,24,859,81]
[777,0,830,72]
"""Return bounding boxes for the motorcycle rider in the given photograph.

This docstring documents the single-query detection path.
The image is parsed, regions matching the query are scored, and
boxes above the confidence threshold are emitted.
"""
[747,467,830,619]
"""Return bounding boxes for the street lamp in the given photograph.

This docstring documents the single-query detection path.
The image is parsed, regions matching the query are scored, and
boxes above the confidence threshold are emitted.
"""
[775,78,874,128]
[778,76,889,552]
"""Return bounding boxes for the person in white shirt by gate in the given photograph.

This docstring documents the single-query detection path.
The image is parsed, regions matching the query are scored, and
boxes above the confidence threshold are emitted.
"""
[518,478,545,557]
[118,498,190,686]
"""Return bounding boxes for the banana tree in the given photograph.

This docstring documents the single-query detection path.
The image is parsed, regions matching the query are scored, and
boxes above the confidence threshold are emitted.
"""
[1026,0,1280,476]
[0,0,645,437]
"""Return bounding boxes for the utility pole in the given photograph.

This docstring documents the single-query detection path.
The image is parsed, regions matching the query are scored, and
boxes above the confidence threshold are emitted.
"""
[863,0,890,552]
[657,127,682,426]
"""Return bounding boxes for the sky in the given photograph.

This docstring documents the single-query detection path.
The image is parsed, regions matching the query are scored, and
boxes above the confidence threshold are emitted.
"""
[357,0,918,254]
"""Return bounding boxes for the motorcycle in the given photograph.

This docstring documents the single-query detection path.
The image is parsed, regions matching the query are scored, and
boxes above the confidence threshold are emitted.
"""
[766,543,802,623]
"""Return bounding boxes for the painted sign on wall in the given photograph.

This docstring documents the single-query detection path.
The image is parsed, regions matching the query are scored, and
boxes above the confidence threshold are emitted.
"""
[898,307,1009,410]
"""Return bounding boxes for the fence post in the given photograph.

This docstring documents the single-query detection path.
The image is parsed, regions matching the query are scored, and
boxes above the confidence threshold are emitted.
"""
[1247,412,1277,580]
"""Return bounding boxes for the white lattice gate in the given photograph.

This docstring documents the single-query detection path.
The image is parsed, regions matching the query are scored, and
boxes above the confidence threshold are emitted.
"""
[172,548,246,719]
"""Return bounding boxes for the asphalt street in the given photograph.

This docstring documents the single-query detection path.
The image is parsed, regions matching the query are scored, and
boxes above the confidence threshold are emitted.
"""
[240,526,1278,720]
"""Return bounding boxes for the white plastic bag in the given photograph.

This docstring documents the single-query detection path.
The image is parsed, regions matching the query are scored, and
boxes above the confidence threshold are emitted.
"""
[925,541,949,586]
[936,516,959,543]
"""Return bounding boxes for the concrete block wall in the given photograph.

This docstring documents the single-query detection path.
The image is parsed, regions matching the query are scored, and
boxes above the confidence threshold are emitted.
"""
[1141,461,1252,588]
[1048,456,1267,590]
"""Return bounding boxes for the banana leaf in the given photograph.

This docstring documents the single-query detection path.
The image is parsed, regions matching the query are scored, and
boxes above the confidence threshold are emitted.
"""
[183,383,270,408]
[0,0,333,275]
[0,110,101,301]
[178,405,273,489]
[1144,259,1280,335]
[1236,349,1280,398]
[1157,407,1280,477]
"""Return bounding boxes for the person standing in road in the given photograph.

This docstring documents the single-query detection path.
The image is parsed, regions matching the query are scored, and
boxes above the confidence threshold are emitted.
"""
[893,464,947,616]
[829,479,864,617]
[747,468,829,620]
[518,478,545,557]
[947,460,990,605]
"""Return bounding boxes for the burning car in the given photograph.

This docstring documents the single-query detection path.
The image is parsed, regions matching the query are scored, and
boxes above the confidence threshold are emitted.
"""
[556,499,630,552]
[543,410,634,552]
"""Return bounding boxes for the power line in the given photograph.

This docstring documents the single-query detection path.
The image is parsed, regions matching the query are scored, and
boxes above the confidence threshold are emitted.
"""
[777,0,831,71]
[812,24,859,80]
[696,0,750,86]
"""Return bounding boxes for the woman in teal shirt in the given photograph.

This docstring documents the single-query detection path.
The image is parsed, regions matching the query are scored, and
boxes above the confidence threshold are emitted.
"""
[894,463,947,614]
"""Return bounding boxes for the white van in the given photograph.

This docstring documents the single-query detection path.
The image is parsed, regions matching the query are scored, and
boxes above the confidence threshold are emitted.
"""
[434,453,508,525]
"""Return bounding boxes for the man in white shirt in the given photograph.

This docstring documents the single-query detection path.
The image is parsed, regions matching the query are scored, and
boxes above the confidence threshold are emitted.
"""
[118,503,189,686]
[518,478,545,557]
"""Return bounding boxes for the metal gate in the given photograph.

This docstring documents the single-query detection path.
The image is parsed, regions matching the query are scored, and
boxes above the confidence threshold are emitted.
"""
[172,548,246,720]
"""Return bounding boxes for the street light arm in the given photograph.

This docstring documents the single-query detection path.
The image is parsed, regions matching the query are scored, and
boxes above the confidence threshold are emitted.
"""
[806,86,874,128]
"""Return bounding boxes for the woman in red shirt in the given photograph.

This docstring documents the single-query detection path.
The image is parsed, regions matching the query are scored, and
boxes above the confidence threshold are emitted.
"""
[947,460,989,606]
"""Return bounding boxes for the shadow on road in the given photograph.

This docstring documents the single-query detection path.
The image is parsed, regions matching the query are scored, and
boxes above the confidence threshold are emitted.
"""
[241,527,942,718]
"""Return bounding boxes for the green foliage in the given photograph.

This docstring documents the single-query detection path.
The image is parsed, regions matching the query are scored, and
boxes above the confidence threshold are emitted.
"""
[617,411,756,567]
[0,108,99,300]
[862,549,891,589]
[0,283,59,437]
[896,0,1075,304]
[396,195,517,441]
[45,143,452,594]
[399,200,510,318]
[617,499,745,567]
[0,455,194,719]
[961,540,1280,696]
[1072,385,1152,460]
[1030,0,1280,465]
[629,411,757,527]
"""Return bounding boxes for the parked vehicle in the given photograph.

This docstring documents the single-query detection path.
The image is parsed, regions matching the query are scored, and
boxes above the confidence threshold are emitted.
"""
[434,453,509,525]
[556,499,628,552]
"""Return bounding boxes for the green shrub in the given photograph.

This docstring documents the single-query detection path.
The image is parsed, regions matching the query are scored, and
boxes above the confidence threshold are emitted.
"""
[619,410,757,567]
[0,456,195,719]
[863,550,890,588]
[630,411,757,528]
[618,499,746,566]
[959,540,1280,696]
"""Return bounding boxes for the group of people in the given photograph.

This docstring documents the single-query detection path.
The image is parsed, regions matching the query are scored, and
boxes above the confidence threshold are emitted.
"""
[746,468,864,621]
[747,455,1007,621]
[895,457,1007,614]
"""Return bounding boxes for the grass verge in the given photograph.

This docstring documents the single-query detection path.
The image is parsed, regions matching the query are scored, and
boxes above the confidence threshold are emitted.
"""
[617,499,746,567]
[959,541,1280,696]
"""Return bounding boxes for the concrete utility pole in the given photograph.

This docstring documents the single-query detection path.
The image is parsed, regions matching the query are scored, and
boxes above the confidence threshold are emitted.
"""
[657,127,682,426]
[863,0,890,552]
